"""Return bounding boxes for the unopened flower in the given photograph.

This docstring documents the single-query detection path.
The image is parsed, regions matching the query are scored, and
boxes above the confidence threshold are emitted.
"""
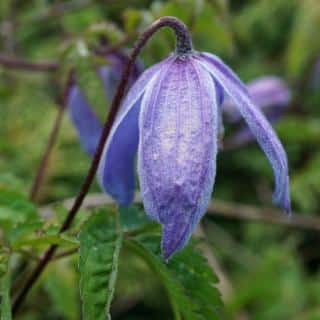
[67,51,142,155]
[223,76,291,147]
[98,50,291,259]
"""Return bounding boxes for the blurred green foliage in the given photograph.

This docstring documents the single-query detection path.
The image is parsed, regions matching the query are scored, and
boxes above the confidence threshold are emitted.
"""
[1,0,320,319]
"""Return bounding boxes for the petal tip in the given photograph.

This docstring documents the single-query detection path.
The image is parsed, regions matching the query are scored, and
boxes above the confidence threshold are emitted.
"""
[272,187,291,216]
[161,241,177,261]
[161,222,191,261]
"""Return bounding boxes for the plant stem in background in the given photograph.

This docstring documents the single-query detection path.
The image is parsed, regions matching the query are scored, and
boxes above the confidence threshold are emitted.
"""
[29,106,65,202]
[28,71,74,201]
[49,192,320,232]
[12,16,193,314]
[0,54,58,71]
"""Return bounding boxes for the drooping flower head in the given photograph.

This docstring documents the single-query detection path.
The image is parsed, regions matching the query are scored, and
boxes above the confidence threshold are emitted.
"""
[97,21,291,259]
[67,50,142,155]
[223,76,291,147]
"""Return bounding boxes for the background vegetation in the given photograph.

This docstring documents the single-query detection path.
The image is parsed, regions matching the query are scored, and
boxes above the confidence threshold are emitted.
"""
[1,0,320,319]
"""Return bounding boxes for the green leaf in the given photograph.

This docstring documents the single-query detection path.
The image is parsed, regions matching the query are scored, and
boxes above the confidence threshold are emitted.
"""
[126,235,223,320]
[12,233,79,250]
[0,249,11,320]
[85,21,124,45]
[123,9,144,33]
[0,183,39,229]
[291,152,320,212]
[0,180,41,246]
[79,211,123,320]
[119,205,158,234]
[287,0,320,78]
[234,0,297,56]
[276,117,320,144]
[44,260,79,320]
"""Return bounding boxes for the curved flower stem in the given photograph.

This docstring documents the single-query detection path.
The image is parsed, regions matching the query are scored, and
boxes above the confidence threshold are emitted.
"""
[12,16,192,314]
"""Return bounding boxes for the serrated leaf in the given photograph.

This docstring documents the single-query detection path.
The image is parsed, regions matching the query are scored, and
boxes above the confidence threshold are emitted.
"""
[0,249,11,320]
[79,211,122,320]
[126,235,222,320]
[12,233,79,250]
[0,184,39,228]
[0,181,41,246]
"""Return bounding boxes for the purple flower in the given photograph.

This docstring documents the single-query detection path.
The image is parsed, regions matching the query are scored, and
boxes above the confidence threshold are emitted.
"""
[67,51,142,156]
[223,76,291,147]
[68,85,103,155]
[98,51,291,259]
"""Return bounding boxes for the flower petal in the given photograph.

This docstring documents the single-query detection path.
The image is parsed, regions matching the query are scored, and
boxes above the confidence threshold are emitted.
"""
[98,52,143,100]
[198,52,291,213]
[138,57,219,259]
[224,76,291,123]
[97,58,170,205]
[67,85,102,156]
[226,110,284,149]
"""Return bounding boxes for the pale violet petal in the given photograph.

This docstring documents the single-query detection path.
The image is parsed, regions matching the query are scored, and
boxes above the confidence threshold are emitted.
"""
[138,56,219,259]
[198,52,291,213]
[97,57,171,205]
[67,85,102,156]
[224,76,291,123]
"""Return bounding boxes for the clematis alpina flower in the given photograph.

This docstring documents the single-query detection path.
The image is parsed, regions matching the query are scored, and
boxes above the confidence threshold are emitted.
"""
[223,76,291,147]
[98,51,291,259]
[67,51,142,156]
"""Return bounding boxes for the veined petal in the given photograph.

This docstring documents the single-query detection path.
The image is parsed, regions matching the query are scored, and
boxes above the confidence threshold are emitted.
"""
[198,52,291,213]
[224,76,291,123]
[97,57,171,205]
[226,110,284,149]
[138,56,219,259]
[67,85,102,156]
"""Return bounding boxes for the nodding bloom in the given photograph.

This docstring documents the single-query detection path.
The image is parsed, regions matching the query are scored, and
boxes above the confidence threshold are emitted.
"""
[98,49,291,259]
[223,76,291,147]
[67,51,142,155]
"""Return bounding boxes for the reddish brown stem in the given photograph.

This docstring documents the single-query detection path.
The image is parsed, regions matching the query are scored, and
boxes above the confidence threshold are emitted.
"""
[28,72,74,202]
[0,54,58,71]
[12,16,192,314]
[29,106,65,202]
